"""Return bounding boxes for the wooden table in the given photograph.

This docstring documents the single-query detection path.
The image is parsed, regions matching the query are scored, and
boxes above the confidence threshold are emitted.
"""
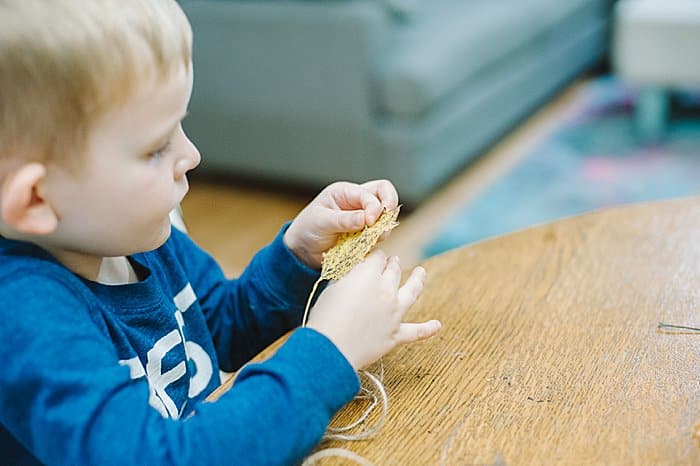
[314,197,700,465]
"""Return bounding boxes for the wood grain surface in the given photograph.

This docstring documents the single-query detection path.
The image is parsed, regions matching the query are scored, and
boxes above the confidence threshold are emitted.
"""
[213,197,700,465]
[317,197,700,465]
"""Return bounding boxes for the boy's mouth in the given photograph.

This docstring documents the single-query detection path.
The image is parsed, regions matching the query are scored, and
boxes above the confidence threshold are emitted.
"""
[175,178,189,205]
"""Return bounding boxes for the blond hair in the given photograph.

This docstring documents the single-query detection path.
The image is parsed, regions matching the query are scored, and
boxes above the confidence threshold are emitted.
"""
[0,0,192,164]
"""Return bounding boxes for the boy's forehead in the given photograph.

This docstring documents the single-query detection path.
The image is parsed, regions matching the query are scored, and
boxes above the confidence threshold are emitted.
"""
[92,63,193,150]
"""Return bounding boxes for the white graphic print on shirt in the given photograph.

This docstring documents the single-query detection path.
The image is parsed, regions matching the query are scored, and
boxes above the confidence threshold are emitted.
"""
[118,283,213,418]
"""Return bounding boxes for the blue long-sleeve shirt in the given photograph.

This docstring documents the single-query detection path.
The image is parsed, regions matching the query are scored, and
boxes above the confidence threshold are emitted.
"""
[0,225,359,465]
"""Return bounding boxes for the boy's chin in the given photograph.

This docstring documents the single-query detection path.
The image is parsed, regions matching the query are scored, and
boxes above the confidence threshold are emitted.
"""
[152,223,173,249]
[139,221,173,253]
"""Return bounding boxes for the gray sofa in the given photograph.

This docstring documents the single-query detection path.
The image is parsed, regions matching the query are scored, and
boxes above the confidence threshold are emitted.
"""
[180,0,609,204]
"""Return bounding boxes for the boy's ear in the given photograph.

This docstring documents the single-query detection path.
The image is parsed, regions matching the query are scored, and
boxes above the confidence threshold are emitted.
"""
[1,162,58,235]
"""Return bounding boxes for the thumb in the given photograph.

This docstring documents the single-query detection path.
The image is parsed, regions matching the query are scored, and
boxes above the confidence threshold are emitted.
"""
[328,209,365,233]
[395,320,442,345]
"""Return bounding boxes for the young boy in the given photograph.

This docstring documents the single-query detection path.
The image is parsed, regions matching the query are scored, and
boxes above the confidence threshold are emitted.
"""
[0,0,441,464]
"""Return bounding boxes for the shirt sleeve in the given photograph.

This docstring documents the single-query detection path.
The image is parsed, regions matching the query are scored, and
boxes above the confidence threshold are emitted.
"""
[170,223,324,371]
[0,272,359,466]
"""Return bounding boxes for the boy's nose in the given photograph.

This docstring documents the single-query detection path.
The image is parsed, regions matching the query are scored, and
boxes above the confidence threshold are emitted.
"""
[174,136,201,179]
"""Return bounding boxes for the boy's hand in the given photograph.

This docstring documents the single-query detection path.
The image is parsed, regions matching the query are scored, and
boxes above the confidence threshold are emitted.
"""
[306,250,441,370]
[284,180,399,269]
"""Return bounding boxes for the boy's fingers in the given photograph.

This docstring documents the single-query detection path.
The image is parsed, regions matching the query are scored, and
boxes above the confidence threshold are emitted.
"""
[397,266,426,315]
[382,256,401,288]
[355,249,387,272]
[376,231,391,244]
[360,180,399,210]
[329,209,366,232]
[330,183,382,222]
[395,320,442,345]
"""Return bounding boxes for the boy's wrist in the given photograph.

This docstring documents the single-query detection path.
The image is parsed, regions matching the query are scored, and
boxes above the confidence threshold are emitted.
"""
[305,322,359,371]
[283,228,320,270]
[275,327,360,405]
[256,223,321,298]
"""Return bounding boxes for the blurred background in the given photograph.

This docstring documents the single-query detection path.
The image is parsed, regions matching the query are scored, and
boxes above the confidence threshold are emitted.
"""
[176,0,700,276]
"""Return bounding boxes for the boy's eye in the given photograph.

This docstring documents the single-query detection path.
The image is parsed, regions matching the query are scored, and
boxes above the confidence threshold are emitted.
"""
[148,140,172,159]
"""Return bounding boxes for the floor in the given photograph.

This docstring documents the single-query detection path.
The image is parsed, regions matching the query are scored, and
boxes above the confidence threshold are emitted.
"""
[181,78,589,278]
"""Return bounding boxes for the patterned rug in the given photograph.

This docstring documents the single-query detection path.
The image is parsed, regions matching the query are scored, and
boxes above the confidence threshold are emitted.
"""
[424,77,700,258]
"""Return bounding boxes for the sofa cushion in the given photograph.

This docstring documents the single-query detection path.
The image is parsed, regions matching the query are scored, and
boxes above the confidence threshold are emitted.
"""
[376,0,595,118]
